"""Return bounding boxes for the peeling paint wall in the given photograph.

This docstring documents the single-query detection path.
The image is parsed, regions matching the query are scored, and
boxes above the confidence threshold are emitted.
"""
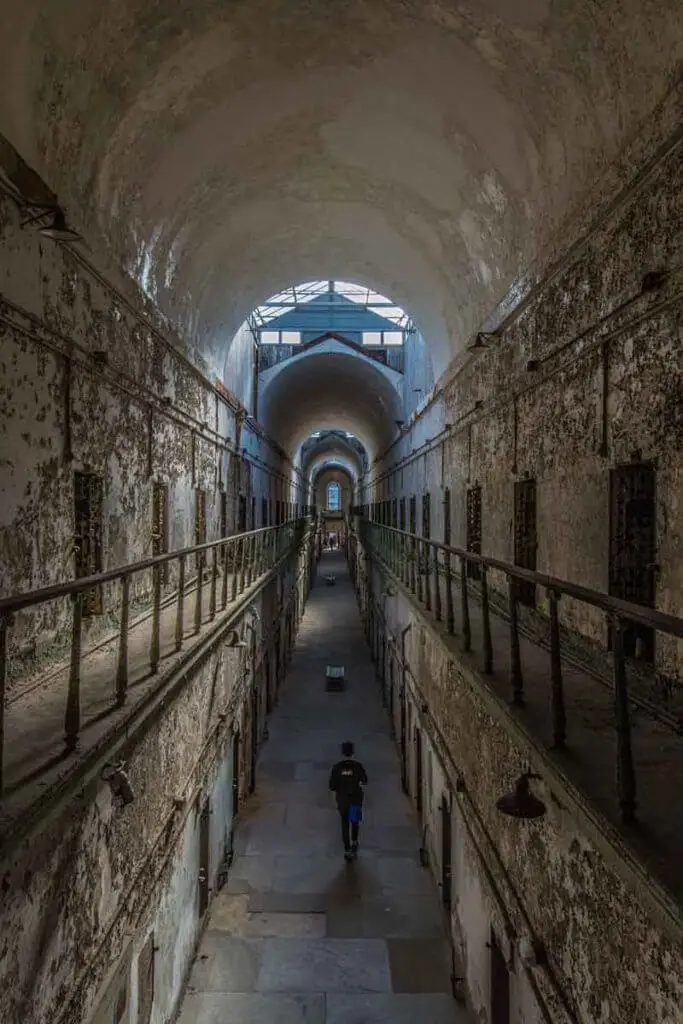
[0,190,292,684]
[373,125,683,679]
[369,575,683,1024]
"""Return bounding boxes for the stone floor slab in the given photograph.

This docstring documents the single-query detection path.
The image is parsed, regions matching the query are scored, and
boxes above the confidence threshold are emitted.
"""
[386,938,453,993]
[186,935,262,992]
[325,993,463,1023]
[178,991,326,1024]
[246,912,327,938]
[258,938,392,993]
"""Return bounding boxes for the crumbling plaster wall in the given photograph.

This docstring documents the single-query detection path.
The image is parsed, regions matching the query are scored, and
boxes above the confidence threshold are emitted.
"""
[0,191,290,682]
[0,547,309,1024]
[372,571,683,1024]
[375,123,683,678]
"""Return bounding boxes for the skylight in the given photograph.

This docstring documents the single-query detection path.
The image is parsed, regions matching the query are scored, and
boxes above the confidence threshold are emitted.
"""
[250,280,410,328]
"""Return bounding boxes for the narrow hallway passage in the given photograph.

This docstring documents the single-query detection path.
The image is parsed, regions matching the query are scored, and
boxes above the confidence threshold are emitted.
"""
[178,550,466,1024]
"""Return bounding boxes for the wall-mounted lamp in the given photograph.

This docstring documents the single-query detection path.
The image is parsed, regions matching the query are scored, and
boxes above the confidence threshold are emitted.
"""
[496,770,546,820]
[102,761,135,805]
[467,332,496,352]
[225,628,248,648]
[39,209,82,242]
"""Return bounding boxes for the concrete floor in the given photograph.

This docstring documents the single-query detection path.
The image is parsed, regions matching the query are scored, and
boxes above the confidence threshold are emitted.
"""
[177,550,469,1023]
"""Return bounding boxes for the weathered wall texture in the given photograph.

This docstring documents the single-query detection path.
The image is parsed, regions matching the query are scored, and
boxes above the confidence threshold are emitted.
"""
[368,570,683,1024]
[0,191,294,683]
[0,546,310,1024]
[373,122,683,679]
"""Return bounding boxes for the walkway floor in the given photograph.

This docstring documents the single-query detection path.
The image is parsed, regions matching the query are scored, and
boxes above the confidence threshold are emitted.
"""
[178,551,469,1024]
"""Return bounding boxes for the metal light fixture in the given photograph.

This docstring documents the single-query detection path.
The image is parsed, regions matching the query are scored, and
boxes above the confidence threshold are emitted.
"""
[467,332,496,352]
[225,628,248,648]
[496,770,546,819]
[102,761,135,805]
[39,209,82,242]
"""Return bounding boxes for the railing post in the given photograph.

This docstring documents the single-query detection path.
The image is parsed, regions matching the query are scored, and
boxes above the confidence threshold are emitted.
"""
[176,555,186,649]
[416,538,424,605]
[0,613,12,794]
[195,553,204,634]
[481,566,493,673]
[116,574,130,704]
[221,542,229,608]
[509,579,524,706]
[209,546,218,620]
[239,536,247,593]
[150,564,162,672]
[65,593,83,752]
[443,489,454,635]
[612,615,637,824]
[460,557,471,651]
[232,538,241,601]
[548,589,566,748]
[433,544,442,622]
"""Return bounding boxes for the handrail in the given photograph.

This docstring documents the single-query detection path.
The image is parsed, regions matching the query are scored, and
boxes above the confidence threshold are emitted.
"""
[356,517,683,637]
[0,518,301,615]
[353,513,683,829]
[0,517,312,795]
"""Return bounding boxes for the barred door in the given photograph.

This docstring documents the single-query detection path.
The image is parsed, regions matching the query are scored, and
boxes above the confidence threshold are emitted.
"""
[513,478,536,606]
[74,471,103,615]
[609,462,656,660]
[466,485,482,580]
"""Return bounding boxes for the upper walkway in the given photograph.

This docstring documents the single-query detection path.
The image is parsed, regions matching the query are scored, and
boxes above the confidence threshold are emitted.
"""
[178,550,469,1024]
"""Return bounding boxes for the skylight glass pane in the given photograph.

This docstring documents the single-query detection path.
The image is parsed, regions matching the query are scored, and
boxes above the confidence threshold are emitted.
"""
[261,330,279,344]
[281,331,301,345]
[384,331,403,345]
[363,331,382,346]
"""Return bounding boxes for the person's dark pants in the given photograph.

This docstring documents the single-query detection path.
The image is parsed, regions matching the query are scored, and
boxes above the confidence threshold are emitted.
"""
[339,810,360,851]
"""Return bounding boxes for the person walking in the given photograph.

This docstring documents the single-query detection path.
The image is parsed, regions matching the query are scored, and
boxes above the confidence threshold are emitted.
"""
[329,741,368,861]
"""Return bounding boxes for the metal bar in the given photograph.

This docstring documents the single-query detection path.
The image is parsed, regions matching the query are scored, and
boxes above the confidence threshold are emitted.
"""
[64,594,83,752]
[221,541,230,608]
[0,613,11,794]
[175,555,186,650]
[612,615,637,824]
[443,489,454,635]
[239,536,247,594]
[232,538,241,601]
[195,554,204,634]
[509,580,524,706]
[116,574,130,705]
[548,589,566,747]
[209,546,218,621]
[460,557,471,652]
[481,567,493,674]
[433,543,442,622]
[150,564,162,672]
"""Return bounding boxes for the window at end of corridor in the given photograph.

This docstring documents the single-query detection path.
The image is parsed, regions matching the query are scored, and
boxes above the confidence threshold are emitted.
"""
[327,482,341,512]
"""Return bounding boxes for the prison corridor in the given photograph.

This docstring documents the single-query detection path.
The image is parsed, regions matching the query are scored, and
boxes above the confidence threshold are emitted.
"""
[177,549,469,1024]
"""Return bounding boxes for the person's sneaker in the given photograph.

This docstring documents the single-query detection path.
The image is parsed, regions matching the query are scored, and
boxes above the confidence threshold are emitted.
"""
[344,850,353,863]
[351,842,359,857]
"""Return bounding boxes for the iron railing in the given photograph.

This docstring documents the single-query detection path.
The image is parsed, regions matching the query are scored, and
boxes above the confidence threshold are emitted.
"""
[0,518,310,795]
[355,515,683,827]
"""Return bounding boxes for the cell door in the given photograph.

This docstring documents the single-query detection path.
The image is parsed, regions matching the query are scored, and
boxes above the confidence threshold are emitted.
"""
[388,659,395,737]
[238,494,247,532]
[231,731,241,821]
[513,478,537,607]
[152,481,169,584]
[74,471,104,615]
[198,798,211,918]
[466,485,482,581]
[609,463,656,660]
[440,794,452,911]
[490,928,510,1024]
[400,689,408,793]
[219,489,228,538]
[250,686,259,793]
[414,727,424,820]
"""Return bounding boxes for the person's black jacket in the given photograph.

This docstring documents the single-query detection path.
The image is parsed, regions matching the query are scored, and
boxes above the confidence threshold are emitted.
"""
[329,758,368,811]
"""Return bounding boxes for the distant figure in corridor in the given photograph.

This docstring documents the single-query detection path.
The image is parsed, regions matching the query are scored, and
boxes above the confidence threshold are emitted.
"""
[329,741,368,862]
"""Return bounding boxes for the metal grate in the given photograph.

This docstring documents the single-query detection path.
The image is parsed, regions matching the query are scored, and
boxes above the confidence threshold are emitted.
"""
[609,462,656,660]
[513,478,536,607]
[466,485,482,580]
[74,471,103,615]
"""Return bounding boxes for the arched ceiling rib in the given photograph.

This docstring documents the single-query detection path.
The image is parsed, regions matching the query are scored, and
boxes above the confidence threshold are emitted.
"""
[0,2,680,378]
[260,350,401,458]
